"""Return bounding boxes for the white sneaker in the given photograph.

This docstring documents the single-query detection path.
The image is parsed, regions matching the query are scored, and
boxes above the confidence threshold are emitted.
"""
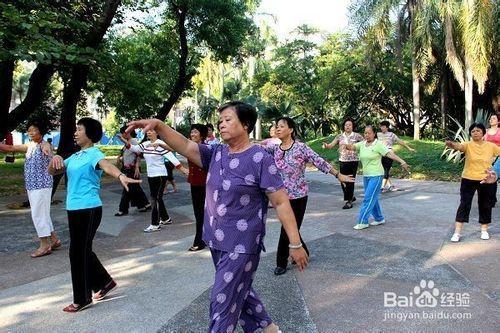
[369,220,385,226]
[450,233,460,242]
[353,224,370,230]
[480,231,490,240]
[160,218,173,225]
[143,224,161,233]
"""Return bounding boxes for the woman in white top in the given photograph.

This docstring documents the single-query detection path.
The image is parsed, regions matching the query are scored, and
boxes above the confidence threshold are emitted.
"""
[127,129,184,232]
[323,118,364,209]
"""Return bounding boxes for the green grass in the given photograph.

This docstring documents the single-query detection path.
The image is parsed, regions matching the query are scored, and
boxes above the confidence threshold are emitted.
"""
[0,140,464,198]
[0,145,124,197]
[307,136,463,181]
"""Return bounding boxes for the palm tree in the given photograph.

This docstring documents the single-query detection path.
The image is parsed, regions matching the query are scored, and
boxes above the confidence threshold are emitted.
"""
[350,0,437,140]
[441,0,495,131]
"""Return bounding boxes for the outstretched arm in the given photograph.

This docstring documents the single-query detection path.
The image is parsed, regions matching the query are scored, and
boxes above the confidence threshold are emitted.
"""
[445,140,465,152]
[0,143,27,153]
[127,119,202,167]
[397,138,415,152]
[98,159,142,191]
[322,137,339,149]
[385,151,410,172]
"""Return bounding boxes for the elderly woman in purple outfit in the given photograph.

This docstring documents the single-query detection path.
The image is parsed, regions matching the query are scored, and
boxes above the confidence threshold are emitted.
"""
[127,101,308,333]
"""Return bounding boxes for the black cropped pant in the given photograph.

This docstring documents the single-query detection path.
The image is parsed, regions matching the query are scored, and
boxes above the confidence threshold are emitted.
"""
[339,161,359,201]
[455,178,496,224]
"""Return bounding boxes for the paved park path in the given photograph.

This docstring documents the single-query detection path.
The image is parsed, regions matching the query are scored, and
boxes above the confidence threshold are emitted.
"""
[0,171,498,332]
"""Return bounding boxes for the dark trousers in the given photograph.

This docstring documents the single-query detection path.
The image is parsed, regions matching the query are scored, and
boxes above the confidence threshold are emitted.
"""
[455,178,496,224]
[339,161,359,201]
[118,168,149,213]
[190,185,206,247]
[276,196,309,268]
[148,176,169,225]
[68,207,111,305]
[381,156,393,180]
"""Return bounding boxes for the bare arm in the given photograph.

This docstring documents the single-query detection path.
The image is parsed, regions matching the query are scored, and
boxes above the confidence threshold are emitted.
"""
[445,140,465,152]
[267,189,309,270]
[397,138,415,152]
[98,159,142,191]
[0,143,27,153]
[127,119,202,167]
[385,151,410,171]
[322,137,339,149]
[48,155,66,175]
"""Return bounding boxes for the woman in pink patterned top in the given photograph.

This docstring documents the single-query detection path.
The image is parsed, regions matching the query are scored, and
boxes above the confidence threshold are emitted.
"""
[268,117,354,276]
[323,118,364,209]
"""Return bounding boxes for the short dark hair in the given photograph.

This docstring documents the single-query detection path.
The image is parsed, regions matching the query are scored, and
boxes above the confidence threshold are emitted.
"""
[342,118,355,130]
[206,123,214,131]
[469,122,486,136]
[27,120,48,136]
[190,123,209,141]
[120,124,136,138]
[217,101,257,134]
[276,116,297,139]
[77,118,102,143]
[365,125,378,138]
[380,120,390,128]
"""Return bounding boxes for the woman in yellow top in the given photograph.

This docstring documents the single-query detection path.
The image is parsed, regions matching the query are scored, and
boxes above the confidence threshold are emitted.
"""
[445,122,500,242]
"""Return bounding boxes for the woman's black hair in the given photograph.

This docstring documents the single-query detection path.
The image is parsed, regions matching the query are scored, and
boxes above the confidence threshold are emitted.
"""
[120,124,136,138]
[190,123,209,141]
[206,123,214,131]
[342,118,355,131]
[27,120,48,136]
[469,122,486,136]
[217,101,257,134]
[276,116,297,139]
[77,118,103,143]
[380,120,390,129]
[365,125,378,139]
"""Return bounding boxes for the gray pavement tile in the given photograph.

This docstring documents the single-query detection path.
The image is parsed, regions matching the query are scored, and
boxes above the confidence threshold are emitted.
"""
[158,253,318,333]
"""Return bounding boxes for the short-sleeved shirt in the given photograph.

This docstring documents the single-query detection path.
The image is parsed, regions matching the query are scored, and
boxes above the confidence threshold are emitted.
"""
[129,140,169,177]
[355,140,390,176]
[199,143,284,254]
[266,141,332,199]
[64,146,105,211]
[462,141,500,180]
[377,131,400,149]
[24,141,53,190]
[484,129,500,146]
[336,132,364,162]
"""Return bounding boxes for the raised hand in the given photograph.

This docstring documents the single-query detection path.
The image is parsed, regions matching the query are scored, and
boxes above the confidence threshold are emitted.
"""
[126,119,161,136]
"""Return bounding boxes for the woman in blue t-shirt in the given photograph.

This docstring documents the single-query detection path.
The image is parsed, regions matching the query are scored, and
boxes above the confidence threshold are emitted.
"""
[49,118,140,313]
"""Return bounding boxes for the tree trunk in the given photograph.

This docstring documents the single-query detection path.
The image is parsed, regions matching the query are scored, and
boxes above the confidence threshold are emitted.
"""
[2,64,55,140]
[57,65,89,158]
[0,59,15,138]
[440,67,448,134]
[464,61,473,133]
[412,59,420,140]
[156,4,189,120]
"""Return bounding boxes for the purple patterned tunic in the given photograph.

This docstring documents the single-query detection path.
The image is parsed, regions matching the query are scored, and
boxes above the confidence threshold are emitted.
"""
[199,143,284,255]
[266,141,332,199]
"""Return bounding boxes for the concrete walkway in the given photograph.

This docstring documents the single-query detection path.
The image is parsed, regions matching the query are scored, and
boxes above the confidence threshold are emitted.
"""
[0,172,498,332]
